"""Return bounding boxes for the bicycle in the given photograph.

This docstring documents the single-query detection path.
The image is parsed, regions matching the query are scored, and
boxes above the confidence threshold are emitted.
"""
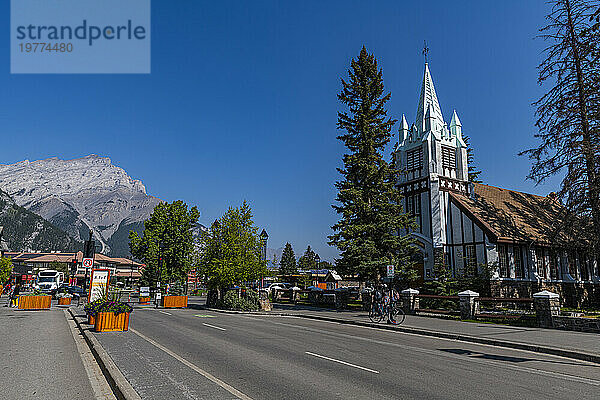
[369,296,405,325]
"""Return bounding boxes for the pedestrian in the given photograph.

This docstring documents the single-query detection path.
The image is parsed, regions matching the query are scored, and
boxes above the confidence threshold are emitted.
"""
[3,283,12,307]
[10,283,21,308]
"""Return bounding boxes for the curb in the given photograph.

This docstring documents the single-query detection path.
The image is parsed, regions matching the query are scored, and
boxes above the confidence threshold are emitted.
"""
[290,313,600,365]
[68,308,142,400]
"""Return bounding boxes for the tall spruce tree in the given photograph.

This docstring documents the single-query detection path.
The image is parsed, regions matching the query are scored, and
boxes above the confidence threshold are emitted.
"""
[329,46,416,281]
[279,242,297,275]
[463,134,483,183]
[521,0,600,255]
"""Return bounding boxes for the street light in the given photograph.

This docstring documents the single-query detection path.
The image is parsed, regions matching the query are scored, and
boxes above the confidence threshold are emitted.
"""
[259,229,268,262]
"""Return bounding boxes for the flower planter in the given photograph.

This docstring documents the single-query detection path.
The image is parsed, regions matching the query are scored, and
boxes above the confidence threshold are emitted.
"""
[94,312,130,332]
[88,315,96,325]
[161,295,188,308]
[139,296,151,304]
[18,295,51,310]
[57,297,72,306]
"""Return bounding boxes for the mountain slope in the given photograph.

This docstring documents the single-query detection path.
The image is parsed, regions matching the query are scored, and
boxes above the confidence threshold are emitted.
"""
[0,155,162,256]
[0,189,80,252]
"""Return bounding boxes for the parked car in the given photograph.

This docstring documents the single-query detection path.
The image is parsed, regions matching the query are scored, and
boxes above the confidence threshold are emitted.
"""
[56,285,87,298]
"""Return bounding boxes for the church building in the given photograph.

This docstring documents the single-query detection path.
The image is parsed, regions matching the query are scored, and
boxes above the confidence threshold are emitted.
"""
[394,63,599,306]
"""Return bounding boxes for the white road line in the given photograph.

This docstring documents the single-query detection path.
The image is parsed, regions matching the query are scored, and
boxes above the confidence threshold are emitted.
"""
[254,318,600,386]
[305,351,379,374]
[159,311,172,316]
[129,328,252,400]
[202,322,226,331]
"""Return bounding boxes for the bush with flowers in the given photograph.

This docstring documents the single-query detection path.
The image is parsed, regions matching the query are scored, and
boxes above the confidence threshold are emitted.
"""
[84,298,133,317]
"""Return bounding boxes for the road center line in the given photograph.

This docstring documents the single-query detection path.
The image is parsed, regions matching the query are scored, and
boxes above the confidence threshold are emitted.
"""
[305,351,379,374]
[202,322,227,331]
[159,311,172,316]
[129,328,251,400]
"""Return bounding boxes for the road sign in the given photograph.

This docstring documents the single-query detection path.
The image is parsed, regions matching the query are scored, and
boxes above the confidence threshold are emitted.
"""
[386,265,395,278]
[82,258,94,269]
[88,269,110,302]
[140,286,150,297]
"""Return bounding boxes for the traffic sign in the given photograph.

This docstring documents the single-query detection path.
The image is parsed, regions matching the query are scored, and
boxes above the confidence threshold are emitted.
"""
[386,265,395,278]
[140,286,150,297]
[82,258,94,269]
[88,269,110,302]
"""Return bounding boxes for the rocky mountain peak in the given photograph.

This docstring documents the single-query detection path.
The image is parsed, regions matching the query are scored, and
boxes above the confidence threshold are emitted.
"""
[0,155,161,255]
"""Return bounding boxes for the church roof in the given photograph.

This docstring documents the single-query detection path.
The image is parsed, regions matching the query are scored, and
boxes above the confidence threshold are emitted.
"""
[416,63,444,130]
[449,183,569,245]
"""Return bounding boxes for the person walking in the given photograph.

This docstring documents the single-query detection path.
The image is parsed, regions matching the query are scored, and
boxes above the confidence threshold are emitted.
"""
[10,283,21,308]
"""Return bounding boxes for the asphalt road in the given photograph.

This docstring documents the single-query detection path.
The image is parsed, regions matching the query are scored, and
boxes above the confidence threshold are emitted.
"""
[93,305,600,400]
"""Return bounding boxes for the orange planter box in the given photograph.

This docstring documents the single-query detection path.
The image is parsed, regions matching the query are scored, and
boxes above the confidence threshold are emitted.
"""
[88,315,96,325]
[139,296,151,304]
[58,297,72,305]
[18,295,51,310]
[94,312,130,332]
[161,295,188,308]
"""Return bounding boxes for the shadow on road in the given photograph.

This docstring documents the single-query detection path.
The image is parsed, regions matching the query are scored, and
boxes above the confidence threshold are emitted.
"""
[438,348,597,367]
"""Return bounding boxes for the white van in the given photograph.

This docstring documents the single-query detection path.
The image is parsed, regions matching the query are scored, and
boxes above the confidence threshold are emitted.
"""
[36,270,65,294]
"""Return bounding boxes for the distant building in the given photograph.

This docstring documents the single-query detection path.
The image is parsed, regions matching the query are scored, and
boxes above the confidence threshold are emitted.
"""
[394,63,598,306]
[5,251,142,286]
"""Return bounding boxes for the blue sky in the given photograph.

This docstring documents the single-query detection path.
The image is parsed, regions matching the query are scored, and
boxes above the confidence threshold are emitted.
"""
[0,1,558,260]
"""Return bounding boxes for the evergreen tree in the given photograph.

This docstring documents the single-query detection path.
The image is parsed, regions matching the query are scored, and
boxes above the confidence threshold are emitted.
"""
[279,242,297,275]
[298,245,318,271]
[129,200,200,288]
[520,0,600,255]
[200,201,267,294]
[329,46,416,281]
[463,134,483,183]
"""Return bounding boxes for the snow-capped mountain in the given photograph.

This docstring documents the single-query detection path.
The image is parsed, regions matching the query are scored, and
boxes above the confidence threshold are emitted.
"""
[0,155,162,255]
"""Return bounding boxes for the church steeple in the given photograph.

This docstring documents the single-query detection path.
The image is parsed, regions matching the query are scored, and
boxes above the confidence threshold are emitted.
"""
[450,109,462,138]
[416,63,444,133]
[399,114,410,143]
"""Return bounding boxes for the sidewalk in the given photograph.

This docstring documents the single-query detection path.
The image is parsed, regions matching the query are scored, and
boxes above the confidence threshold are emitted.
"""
[269,303,600,363]
[0,295,98,399]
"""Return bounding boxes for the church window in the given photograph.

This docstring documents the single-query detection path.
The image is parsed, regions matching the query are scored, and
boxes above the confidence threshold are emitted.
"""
[498,244,509,278]
[567,251,577,279]
[549,250,560,280]
[514,246,524,279]
[406,148,423,171]
[580,254,590,281]
[535,247,547,279]
[441,146,456,170]
[465,245,477,275]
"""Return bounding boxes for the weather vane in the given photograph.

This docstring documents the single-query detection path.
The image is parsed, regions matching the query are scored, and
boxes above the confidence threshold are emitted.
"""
[422,40,429,64]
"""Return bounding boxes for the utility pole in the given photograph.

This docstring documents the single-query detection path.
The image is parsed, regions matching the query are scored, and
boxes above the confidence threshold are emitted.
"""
[83,230,95,294]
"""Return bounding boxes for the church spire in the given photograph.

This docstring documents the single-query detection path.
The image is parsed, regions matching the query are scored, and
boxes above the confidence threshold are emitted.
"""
[399,114,409,142]
[416,63,443,133]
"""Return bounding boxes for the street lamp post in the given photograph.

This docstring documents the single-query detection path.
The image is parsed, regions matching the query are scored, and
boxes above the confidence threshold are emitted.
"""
[259,229,268,262]
[314,254,320,287]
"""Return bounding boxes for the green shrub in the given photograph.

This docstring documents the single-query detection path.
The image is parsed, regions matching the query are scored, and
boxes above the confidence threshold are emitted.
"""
[221,289,260,311]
